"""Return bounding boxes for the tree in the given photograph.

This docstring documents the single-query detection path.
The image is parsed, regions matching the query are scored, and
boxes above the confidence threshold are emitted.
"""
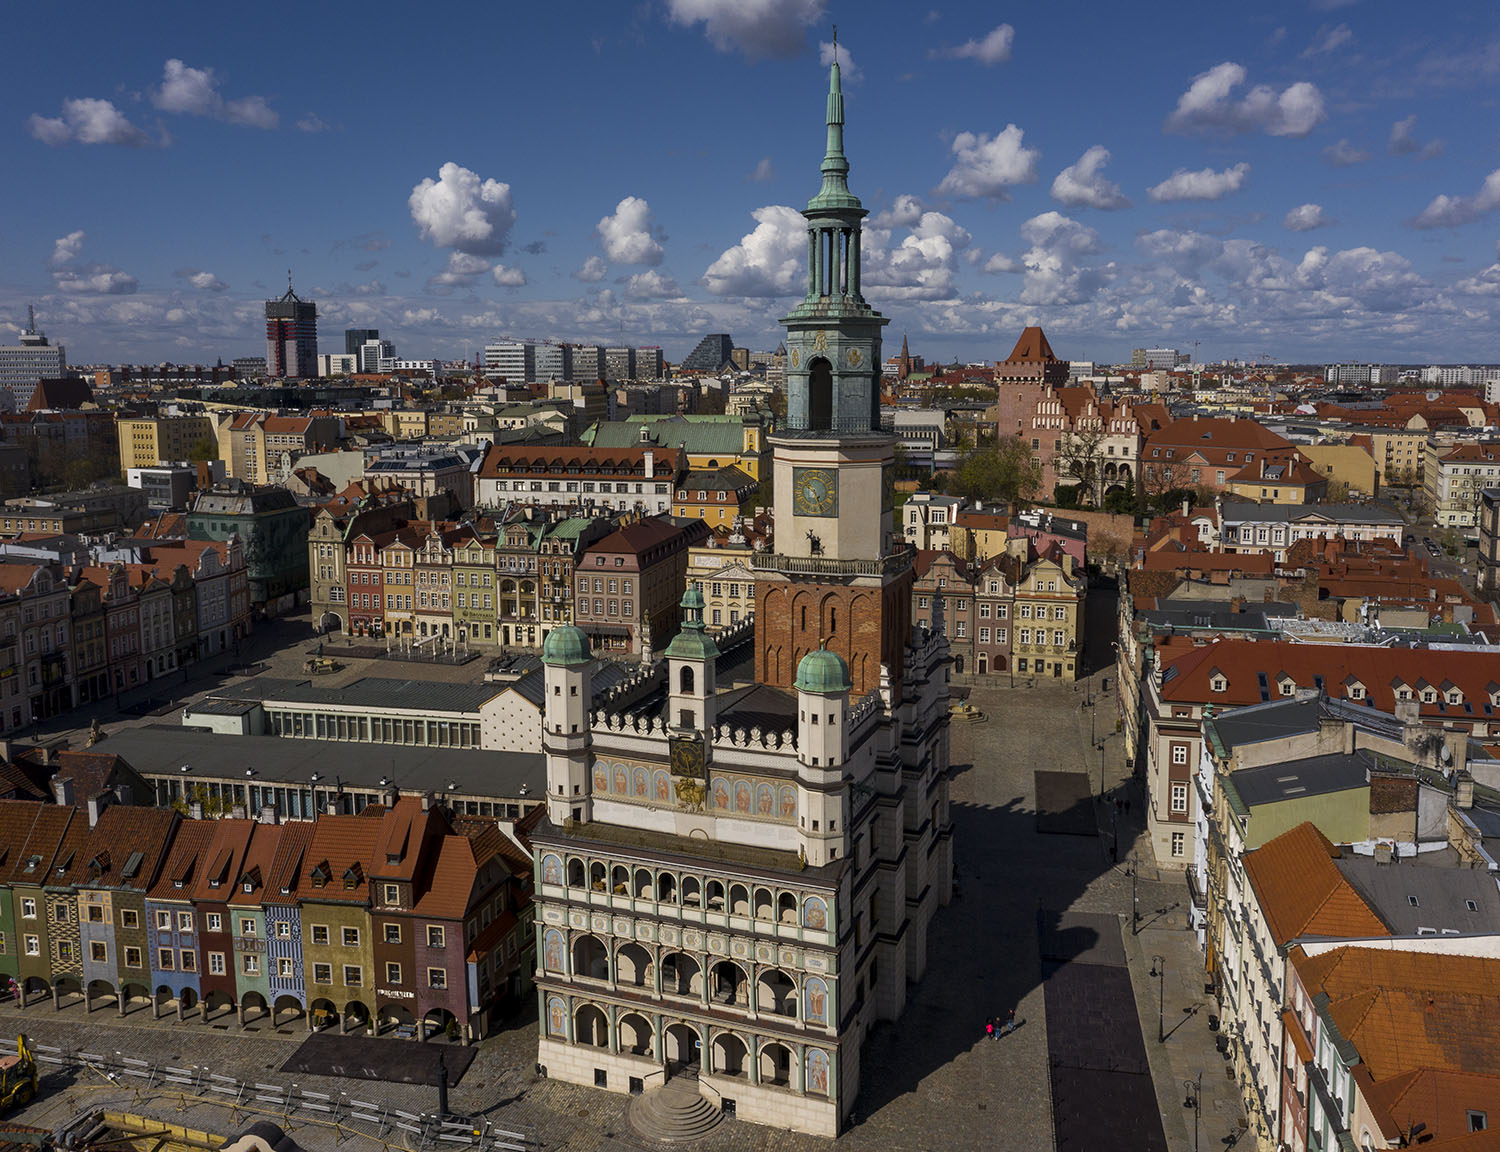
[948,436,1040,507]
[1323,478,1351,504]
[189,437,218,462]
[1054,425,1109,507]
[1102,481,1137,516]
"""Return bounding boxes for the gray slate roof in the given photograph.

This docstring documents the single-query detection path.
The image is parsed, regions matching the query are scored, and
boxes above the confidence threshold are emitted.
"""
[203,676,507,714]
[1336,852,1500,936]
[1231,750,1371,808]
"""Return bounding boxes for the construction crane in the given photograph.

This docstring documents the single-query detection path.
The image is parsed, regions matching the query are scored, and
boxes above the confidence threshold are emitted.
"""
[0,1034,39,1112]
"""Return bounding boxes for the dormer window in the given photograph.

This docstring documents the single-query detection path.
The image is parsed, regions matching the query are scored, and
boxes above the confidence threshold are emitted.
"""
[242,880,254,893]
[1211,677,1226,694]
[1348,685,1365,701]
[1279,679,1296,697]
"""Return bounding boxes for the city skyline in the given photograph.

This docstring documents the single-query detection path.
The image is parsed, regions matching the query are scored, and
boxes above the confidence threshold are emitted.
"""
[3,1,1500,366]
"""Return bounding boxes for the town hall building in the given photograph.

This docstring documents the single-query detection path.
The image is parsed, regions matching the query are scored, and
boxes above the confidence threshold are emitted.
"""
[528,56,956,1137]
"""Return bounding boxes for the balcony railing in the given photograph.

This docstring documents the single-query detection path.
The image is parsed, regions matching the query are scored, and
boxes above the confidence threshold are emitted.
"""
[750,550,911,578]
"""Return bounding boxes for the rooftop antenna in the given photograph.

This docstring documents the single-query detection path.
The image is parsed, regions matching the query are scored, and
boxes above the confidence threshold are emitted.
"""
[27,304,36,332]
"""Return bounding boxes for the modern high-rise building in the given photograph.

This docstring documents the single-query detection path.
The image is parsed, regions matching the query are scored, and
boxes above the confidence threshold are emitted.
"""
[0,306,66,411]
[264,282,318,379]
[359,339,396,375]
[681,333,734,372]
[535,342,573,382]
[485,341,537,383]
[344,328,379,357]
[603,347,635,382]
[572,345,605,383]
[531,56,951,1139]
[635,347,664,381]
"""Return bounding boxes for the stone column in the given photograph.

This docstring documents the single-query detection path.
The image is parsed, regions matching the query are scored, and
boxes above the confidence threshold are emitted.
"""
[118,989,127,1017]
[176,997,185,1024]
[807,231,817,297]
[52,984,60,1012]
[827,230,840,303]
[607,1005,619,1055]
[849,229,860,297]
[748,1036,760,1086]
[237,1001,247,1028]
[745,963,758,1022]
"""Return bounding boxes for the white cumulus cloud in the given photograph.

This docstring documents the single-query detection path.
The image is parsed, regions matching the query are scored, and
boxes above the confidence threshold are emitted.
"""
[936,125,1038,200]
[51,232,86,266]
[153,59,278,128]
[863,201,971,300]
[1017,212,1112,306]
[1050,146,1129,210]
[176,267,228,291]
[574,256,608,282]
[1414,168,1500,229]
[665,0,825,58]
[491,264,526,288]
[1284,204,1332,232]
[28,98,152,147]
[1147,162,1250,203]
[1322,138,1368,167]
[939,24,1014,65]
[702,205,805,296]
[818,40,860,82]
[626,270,681,300]
[1166,62,1325,137]
[598,197,666,266]
[1389,115,1442,157]
[409,163,517,256]
[430,252,492,287]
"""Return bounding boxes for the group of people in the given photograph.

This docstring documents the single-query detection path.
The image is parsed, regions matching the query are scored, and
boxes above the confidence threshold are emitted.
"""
[984,1009,1016,1040]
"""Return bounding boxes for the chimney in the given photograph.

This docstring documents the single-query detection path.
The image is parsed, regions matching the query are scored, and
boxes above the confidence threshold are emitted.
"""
[116,783,133,806]
[1181,497,1190,518]
[86,795,105,827]
[231,803,247,820]
[1457,771,1475,810]
[51,774,74,807]
[259,805,277,825]
[644,449,654,479]
[189,800,204,821]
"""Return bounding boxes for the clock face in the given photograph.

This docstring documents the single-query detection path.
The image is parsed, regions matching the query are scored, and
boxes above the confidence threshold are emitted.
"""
[793,467,838,517]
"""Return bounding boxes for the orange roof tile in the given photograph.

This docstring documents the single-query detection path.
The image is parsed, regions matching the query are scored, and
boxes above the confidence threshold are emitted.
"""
[1242,822,1389,946]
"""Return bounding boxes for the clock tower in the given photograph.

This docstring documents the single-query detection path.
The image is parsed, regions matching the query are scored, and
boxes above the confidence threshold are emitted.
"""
[755,50,913,701]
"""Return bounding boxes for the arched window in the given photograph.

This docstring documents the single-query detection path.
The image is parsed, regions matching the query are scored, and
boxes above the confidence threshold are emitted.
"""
[808,358,833,431]
[680,666,695,694]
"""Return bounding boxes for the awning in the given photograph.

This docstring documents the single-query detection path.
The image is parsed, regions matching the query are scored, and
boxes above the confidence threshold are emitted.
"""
[586,623,633,636]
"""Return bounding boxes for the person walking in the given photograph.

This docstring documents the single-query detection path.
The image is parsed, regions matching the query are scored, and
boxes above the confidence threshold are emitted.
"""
[985,1018,995,1042]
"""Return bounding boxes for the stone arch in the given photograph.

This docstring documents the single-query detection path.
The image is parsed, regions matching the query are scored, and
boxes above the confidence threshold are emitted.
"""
[807,357,833,431]
[567,857,585,887]
[633,867,653,899]
[758,1040,796,1087]
[777,891,798,925]
[379,1000,416,1034]
[574,1003,608,1048]
[711,1031,748,1079]
[615,941,653,989]
[273,994,305,1027]
[588,860,607,890]
[680,665,695,694]
[664,1021,701,1070]
[709,959,748,1008]
[728,883,750,916]
[660,952,702,998]
[817,591,840,643]
[753,887,774,921]
[705,878,725,911]
[658,872,678,904]
[611,863,629,894]
[423,1006,457,1041]
[680,874,700,907]
[756,968,797,1018]
[618,1011,654,1057]
[572,934,609,981]
[86,978,116,1012]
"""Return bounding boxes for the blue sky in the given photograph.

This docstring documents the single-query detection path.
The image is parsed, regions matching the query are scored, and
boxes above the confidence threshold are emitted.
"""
[4,0,1500,367]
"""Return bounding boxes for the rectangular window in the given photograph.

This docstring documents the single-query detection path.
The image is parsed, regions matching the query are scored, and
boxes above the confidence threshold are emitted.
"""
[311,925,329,945]
[120,908,139,929]
[343,965,362,987]
[57,940,74,962]
[276,921,291,939]
[428,968,447,990]
[386,962,402,985]
[124,946,142,968]
[205,913,221,932]
[313,963,332,985]
[239,917,256,936]
[88,905,104,923]
[177,911,193,932]
[1171,832,1186,857]
[180,950,197,972]
[53,902,69,923]
[157,947,173,969]
[384,923,401,944]
[90,941,108,962]
[1171,745,1188,766]
[21,899,35,919]
[278,958,294,977]
[343,926,360,947]
[208,952,225,975]
[1171,783,1189,813]
[427,925,446,948]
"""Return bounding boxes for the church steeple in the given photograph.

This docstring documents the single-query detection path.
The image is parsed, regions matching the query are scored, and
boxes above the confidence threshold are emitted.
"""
[811,47,858,214]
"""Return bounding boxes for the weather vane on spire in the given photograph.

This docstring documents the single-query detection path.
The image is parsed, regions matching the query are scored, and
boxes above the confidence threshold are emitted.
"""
[832,24,838,63]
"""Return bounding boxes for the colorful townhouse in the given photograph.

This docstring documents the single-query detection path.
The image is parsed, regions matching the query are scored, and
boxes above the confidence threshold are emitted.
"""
[264,821,314,1025]
[145,820,213,1018]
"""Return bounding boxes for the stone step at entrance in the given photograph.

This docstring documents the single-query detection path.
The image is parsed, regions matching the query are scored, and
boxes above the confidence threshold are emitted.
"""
[627,1068,724,1144]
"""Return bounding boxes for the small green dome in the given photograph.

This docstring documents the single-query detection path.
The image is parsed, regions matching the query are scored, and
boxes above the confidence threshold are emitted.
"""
[795,647,852,695]
[542,625,591,667]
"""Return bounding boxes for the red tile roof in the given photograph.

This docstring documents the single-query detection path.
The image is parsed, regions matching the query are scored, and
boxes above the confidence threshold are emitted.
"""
[1242,823,1389,946]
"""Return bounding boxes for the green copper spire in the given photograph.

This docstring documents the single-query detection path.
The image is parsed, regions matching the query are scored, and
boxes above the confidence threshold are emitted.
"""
[808,46,863,213]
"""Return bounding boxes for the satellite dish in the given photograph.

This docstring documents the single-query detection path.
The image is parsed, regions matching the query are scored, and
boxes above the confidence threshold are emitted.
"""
[1426,391,1440,402]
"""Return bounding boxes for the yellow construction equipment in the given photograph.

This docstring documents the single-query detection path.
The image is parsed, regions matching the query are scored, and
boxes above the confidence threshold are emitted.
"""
[0,1034,38,1111]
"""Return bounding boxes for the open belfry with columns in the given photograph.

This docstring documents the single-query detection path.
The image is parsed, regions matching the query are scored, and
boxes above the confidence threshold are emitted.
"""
[529,53,955,1138]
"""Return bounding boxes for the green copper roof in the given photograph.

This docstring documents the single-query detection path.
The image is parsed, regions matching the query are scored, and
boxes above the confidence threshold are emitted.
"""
[665,585,720,662]
[807,57,864,214]
[542,624,592,667]
[795,647,852,695]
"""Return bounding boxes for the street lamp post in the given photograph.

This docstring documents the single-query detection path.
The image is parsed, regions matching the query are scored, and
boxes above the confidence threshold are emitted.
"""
[1183,1072,1202,1152]
[1149,955,1165,1043]
[1129,861,1139,933]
